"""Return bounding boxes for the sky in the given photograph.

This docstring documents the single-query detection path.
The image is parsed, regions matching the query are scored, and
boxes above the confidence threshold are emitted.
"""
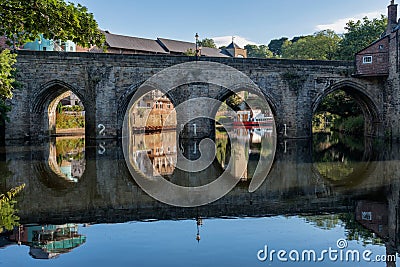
[69,0,390,47]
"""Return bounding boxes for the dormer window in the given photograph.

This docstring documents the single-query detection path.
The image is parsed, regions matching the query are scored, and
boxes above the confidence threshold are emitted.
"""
[363,56,373,64]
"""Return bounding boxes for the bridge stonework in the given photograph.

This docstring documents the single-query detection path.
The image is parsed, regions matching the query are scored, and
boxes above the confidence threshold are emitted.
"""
[6,51,391,140]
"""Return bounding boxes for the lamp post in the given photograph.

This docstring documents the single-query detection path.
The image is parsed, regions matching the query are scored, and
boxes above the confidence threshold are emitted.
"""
[195,33,200,60]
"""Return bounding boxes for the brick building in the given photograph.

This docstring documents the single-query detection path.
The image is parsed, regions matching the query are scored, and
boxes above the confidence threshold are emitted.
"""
[355,1,398,76]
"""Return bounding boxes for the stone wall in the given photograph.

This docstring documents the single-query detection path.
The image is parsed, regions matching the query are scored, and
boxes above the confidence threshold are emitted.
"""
[7,51,387,140]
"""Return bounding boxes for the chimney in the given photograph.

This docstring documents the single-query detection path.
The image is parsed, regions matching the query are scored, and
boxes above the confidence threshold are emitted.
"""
[387,0,398,34]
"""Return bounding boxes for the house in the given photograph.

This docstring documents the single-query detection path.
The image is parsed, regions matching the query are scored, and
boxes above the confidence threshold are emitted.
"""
[90,31,230,57]
[221,40,248,58]
[23,34,76,52]
[156,37,228,57]
[99,30,168,55]
[9,29,246,58]
[354,1,397,76]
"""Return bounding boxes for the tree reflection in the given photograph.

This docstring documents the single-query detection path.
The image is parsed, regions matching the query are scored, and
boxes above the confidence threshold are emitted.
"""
[303,213,384,246]
[312,132,367,184]
[51,137,86,182]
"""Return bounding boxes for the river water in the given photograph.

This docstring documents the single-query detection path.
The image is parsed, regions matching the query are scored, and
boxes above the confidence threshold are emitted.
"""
[0,130,399,266]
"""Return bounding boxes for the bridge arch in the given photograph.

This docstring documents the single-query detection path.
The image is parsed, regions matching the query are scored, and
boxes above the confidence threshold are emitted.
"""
[31,80,87,137]
[117,80,146,132]
[312,80,382,137]
[215,87,278,119]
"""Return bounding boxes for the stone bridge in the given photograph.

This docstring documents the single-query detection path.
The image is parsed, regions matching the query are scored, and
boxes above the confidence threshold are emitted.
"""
[4,50,396,140]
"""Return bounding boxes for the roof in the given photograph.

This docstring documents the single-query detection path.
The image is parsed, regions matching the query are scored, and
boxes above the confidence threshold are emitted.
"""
[103,31,168,54]
[226,42,241,49]
[157,38,228,57]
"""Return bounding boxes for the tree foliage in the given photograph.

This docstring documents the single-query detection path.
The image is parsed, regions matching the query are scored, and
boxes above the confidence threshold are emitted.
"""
[0,49,17,99]
[282,30,341,60]
[244,44,273,58]
[268,37,288,56]
[184,48,196,56]
[316,90,362,118]
[337,15,387,60]
[0,183,25,233]
[199,38,216,48]
[0,0,105,49]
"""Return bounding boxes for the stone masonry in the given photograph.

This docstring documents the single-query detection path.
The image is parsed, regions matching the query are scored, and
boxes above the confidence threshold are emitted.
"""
[6,50,389,140]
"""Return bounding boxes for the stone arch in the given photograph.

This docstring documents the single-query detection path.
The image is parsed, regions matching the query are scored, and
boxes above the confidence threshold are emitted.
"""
[31,80,87,137]
[215,87,278,119]
[120,62,269,137]
[117,80,146,133]
[312,80,382,137]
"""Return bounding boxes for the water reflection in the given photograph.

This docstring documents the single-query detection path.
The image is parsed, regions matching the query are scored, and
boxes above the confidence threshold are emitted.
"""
[215,126,275,180]
[5,224,86,259]
[130,131,177,178]
[0,138,400,265]
[49,137,86,183]
[312,132,375,187]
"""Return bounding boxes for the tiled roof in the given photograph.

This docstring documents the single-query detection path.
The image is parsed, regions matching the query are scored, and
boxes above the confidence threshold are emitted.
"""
[157,38,228,57]
[103,31,168,54]
[226,42,241,49]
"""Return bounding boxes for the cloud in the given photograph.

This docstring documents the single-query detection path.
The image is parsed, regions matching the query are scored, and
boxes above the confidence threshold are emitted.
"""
[315,11,385,33]
[212,36,259,48]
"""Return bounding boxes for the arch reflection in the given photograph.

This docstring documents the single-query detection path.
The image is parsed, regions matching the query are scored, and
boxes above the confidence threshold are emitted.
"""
[312,132,376,187]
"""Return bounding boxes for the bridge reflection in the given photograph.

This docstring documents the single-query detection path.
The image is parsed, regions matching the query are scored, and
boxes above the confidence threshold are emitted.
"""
[2,136,400,260]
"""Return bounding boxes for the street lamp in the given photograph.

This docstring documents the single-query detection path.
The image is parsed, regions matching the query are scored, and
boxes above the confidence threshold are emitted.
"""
[195,33,200,59]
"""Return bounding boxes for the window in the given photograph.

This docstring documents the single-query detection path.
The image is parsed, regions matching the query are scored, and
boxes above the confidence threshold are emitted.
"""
[362,211,372,221]
[379,44,384,50]
[363,56,373,64]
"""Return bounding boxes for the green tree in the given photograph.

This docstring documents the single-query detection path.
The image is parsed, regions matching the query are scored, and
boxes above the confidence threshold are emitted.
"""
[282,30,341,60]
[0,50,17,125]
[0,0,105,49]
[268,37,288,57]
[244,44,273,58]
[0,0,104,128]
[0,183,25,233]
[336,16,387,60]
[199,38,216,48]
[184,48,196,56]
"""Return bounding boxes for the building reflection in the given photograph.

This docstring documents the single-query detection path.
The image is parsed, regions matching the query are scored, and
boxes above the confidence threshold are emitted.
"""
[48,137,86,183]
[129,90,178,178]
[7,224,86,259]
[130,131,177,178]
[215,126,274,181]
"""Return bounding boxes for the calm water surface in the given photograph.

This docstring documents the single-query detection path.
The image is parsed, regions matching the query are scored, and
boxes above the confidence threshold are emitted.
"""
[0,131,399,266]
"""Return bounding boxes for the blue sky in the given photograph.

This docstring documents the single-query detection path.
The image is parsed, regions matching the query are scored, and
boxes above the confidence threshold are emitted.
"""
[69,0,390,47]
